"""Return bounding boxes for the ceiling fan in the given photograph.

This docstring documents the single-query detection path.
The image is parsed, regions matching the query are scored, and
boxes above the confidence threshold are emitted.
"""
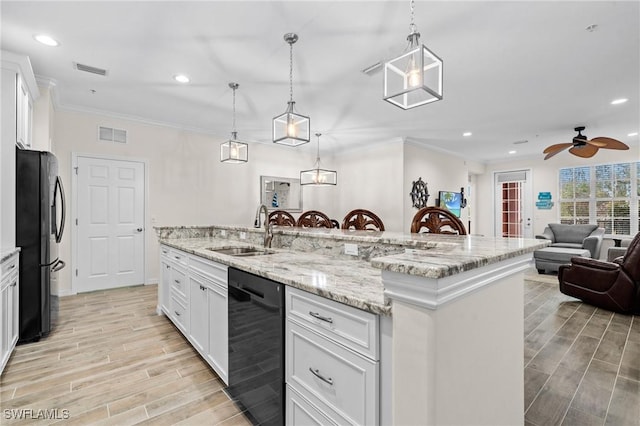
[543,126,629,160]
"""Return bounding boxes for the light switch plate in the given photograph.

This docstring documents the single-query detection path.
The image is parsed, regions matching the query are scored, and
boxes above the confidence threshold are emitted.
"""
[221,230,226,237]
[344,243,359,256]
[239,232,246,239]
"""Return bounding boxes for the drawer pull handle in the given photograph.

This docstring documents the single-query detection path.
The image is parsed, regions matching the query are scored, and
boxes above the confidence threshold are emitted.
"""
[309,368,333,386]
[174,256,181,260]
[199,285,206,291]
[175,311,181,317]
[9,264,16,269]
[309,311,333,324]
[11,282,17,287]
[174,279,181,284]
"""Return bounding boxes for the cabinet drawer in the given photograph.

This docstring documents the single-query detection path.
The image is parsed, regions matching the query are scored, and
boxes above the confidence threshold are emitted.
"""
[170,267,187,298]
[189,254,227,286]
[286,320,378,426]
[286,287,378,359]
[287,385,337,426]
[170,291,188,332]
[160,245,171,258]
[1,254,19,277]
[169,249,188,267]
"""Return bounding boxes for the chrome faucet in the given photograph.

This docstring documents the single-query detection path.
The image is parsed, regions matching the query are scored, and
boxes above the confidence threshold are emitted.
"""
[254,204,273,248]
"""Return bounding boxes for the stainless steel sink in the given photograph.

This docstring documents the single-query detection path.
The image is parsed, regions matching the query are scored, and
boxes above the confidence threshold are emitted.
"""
[206,246,275,257]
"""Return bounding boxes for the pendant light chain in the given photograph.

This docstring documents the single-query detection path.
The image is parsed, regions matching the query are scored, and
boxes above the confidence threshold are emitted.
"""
[232,85,237,135]
[315,133,321,166]
[409,0,416,34]
[289,41,294,103]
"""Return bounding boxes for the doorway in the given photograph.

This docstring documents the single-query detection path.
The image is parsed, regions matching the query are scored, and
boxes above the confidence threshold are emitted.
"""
[494,169,533,238]
[73,155,146,293]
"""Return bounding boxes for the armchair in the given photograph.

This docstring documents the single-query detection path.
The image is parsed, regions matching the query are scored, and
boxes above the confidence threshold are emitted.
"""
[558,232,640,314]
[535,223,605,259]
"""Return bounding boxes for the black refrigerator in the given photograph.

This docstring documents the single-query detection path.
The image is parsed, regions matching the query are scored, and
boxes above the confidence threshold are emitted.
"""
[16,147,66,343]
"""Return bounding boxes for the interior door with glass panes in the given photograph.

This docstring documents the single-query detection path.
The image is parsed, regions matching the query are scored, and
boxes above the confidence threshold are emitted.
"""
[494,170,533,238]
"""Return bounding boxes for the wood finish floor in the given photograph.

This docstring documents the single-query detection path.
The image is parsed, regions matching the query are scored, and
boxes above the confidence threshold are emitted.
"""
[1,270,638,425]
[0,284,251,425]
[524,271,640,426]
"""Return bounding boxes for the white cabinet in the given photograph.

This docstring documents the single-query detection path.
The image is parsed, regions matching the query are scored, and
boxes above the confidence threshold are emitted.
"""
[158,244,228,384]
[16,73,33,149]
[1,251,20,374]
[286,287,380,426]
[188,272,209,353]
[206,282,228,383]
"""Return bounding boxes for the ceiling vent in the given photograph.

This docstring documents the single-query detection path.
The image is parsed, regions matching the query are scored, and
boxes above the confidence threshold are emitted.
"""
[74,62,108,76]
[98,126,127,144]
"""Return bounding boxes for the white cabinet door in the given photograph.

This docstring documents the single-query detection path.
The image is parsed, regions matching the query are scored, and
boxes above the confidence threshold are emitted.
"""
[207,283,228,385]
[7,274,18,348]
[0,282,7,366]
[188,273,209,354]
[160,259,171,314]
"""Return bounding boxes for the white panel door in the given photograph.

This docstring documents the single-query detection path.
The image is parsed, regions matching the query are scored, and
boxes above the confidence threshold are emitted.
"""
[77,157,144,292]
[494,170,533,238]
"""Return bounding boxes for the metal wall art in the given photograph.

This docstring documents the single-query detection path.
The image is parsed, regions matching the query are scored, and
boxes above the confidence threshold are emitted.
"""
[410,177,429,208]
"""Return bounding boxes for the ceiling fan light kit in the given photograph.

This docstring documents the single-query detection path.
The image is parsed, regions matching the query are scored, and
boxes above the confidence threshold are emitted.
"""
[220,82,249,163]
[273,33,310,146]
[300,133,337,186]
[383,0,443,110]
[543,126,630,160]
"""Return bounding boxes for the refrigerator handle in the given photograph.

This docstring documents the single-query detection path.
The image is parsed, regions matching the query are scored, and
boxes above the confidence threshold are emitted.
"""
[54,176,66,243]
[52,259,66,272]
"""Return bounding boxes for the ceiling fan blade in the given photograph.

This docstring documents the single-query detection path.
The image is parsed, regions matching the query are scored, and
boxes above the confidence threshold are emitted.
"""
[543,142,573,154]
[590,137,630,150]
[544,145,571,160]
[569,144,599,158]
[585,139,608,147]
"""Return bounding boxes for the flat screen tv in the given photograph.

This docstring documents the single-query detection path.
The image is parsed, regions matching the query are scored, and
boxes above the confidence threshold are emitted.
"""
[438,191,462,217]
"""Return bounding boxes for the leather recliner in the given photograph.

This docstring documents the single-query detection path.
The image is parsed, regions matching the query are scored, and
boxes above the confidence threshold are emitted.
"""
[558,232,640,314]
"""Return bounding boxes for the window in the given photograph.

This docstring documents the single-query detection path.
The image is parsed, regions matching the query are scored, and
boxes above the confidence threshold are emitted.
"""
[559,162,640,235]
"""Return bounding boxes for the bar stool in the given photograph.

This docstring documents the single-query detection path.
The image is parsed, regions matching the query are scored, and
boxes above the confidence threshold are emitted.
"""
[342,209,385,231]
[410,207,467,235]
[268,210,296,226]
[296,210,333,228]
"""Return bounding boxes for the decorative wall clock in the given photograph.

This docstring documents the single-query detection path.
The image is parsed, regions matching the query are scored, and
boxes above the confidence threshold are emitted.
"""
[410,177,429,209]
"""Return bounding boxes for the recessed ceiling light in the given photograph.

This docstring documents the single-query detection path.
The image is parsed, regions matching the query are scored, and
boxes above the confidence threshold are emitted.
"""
[508,150,516,155]
[628,132,639,137]
[174,74,190,84]
[463,132,472,137]
[34,34,59,47]
[611,98,628,105]
[585,24,598,32]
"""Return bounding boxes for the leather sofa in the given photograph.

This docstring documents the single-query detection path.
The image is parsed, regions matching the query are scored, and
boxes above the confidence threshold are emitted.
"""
[558,232,640,314]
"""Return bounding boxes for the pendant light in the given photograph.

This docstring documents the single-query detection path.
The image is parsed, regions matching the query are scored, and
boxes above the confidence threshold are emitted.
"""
[300,133,337,185]
[220,82,248,163]
[273,33,310,146]
[383,0,443,110]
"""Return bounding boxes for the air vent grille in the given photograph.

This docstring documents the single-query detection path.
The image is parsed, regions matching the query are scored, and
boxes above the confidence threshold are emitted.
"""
[74,62,108,76]
[98,126,127,144]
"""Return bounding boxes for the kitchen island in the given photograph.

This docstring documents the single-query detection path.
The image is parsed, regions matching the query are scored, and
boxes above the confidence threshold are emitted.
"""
[156,225,548,425]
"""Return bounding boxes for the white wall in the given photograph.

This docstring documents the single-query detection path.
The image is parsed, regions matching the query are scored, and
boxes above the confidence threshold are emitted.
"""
[475,146,640,239]
[52,109,317,294]
[403,141,472,233]
[331,140,404,231]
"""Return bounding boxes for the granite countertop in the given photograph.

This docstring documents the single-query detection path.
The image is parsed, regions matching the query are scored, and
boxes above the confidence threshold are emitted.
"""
[160,237,390,315]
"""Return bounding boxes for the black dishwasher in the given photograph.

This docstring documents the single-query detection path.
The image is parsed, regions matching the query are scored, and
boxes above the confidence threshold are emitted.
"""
[227,268,285,426]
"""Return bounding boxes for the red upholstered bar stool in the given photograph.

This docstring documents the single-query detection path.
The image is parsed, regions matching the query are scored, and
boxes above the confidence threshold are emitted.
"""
[296,210,333,228]
[342,209,385,231]
[410,206,467,235]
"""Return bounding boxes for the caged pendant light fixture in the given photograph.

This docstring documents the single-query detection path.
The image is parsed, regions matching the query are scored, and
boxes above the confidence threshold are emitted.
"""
[300,133,337,186]
[383,0,443,110]
[220,82,248,163]
[273,33,310,146]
